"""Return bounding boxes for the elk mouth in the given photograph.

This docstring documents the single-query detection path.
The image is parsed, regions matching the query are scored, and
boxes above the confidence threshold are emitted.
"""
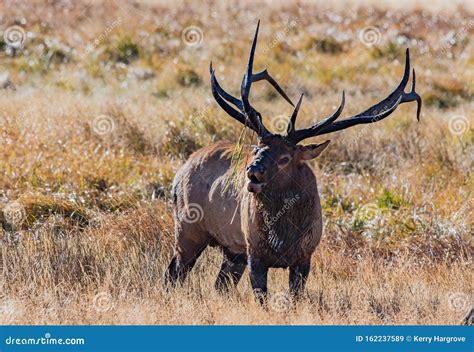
[247,175,266,194]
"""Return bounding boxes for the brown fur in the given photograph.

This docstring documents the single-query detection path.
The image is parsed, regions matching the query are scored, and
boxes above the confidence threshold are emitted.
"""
[166,136,327,299]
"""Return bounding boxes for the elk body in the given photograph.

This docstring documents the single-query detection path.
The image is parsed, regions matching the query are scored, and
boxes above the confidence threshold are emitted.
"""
[165,22,421,302]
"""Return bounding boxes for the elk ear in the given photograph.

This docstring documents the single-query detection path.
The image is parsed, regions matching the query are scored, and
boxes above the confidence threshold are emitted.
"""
[298,140,330,161]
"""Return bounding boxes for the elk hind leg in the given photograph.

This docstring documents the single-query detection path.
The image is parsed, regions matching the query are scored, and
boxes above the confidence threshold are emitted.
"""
[165,229,210,286]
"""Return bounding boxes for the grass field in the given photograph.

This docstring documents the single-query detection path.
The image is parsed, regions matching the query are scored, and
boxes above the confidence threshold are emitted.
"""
[0,0,472,325]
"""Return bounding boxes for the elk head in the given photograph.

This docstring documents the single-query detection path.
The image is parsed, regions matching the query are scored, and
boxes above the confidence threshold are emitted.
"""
[210,21,422,194]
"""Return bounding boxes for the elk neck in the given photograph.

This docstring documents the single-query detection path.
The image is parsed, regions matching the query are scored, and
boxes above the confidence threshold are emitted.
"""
[252,178,317,254]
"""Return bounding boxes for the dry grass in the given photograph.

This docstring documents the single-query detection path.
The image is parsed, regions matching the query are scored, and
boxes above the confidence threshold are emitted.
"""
[0,0,472,325]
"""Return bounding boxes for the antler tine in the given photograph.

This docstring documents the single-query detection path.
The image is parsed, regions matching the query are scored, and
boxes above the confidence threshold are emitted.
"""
[286,94,304,135]
[210,62,257,131]
[315,90,346,130]
[209,21,297,138]
[293,48,421,139]
[287,91,345,144]
[402,68,422,121]
[239,20,271,137]
[240,20,259,111]
[346,47,411,121]
[252,69,294,107]
[210,62,243,110]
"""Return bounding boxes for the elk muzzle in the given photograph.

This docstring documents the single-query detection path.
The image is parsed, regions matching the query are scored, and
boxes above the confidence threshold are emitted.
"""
[246,164,267,194]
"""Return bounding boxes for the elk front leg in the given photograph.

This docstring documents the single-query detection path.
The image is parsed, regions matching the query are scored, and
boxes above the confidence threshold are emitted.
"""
[215,248,247,292]
[249,256,269,305]
[289,259,311,299]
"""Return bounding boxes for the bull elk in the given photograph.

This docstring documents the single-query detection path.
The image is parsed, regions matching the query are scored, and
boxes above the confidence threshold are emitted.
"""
[165,21,421,303]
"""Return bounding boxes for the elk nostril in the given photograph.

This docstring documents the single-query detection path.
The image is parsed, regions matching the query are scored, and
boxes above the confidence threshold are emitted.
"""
[249,175,259,183]
[247,164,265,183]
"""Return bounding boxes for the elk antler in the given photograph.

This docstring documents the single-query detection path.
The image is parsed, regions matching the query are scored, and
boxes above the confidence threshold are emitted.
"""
[287,48,422,144]
[286,91,346,142]
[210,20,294,137]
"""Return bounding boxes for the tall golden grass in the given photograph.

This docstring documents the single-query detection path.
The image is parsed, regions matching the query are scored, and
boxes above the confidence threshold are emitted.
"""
[0,0,472,324]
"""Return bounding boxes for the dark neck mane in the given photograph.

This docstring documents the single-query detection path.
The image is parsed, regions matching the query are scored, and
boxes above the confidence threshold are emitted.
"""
[255,185,315,253]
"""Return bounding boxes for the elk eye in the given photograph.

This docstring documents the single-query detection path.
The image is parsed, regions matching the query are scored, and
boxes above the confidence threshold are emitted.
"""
[278,156,290,166]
